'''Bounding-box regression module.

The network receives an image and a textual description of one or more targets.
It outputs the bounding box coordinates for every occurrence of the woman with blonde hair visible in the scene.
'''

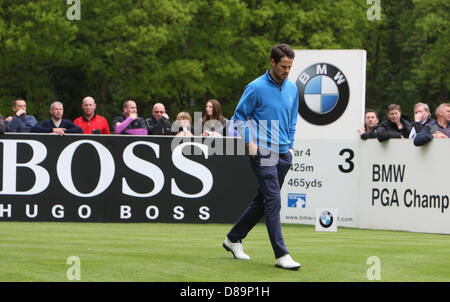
[173,111,193,136]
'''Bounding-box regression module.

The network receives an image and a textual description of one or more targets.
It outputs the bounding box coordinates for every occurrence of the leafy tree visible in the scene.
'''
[0,0,447,124]
[0,0,77,118]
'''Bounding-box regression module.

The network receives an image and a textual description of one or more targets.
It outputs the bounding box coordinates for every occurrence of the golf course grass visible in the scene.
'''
[0,222,448,282]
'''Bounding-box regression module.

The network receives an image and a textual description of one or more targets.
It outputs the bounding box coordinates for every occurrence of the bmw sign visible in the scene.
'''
[296,63,350,125]
[315,208,338,232]
[319,211,334,228]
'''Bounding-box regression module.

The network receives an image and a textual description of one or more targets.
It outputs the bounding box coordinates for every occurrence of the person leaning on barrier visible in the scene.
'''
[376,104,412,142]
[409,102,433,139]
[172,112,194,137]
[5,98,38,133]
[0,115,6,134]
[112,100,148,135]
[227,114,240,137]
[74,96,110,134]
[31,101,83,135]
[358,109,379,139]
[201,99,228,137]
[146,103,172,135]
[413,103,450,146]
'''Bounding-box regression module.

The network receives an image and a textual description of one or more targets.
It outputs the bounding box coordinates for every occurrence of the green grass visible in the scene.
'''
[0,222,449,282]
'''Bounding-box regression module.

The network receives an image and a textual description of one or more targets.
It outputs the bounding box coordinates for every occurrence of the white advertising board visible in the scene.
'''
[288,49,367,140]
[281,50,366,227]
[282,50,449,235]
[281,139,360,227]
[358,139,450,234]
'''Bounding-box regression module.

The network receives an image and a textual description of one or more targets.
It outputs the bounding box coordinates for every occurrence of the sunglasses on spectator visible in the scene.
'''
[154,111,165,113]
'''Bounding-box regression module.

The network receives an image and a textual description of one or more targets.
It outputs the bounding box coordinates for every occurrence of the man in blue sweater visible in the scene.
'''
[223,44,300,270]
[31,101,82,135]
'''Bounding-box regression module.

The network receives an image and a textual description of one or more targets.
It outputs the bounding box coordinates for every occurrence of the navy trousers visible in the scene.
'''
[227,149,292,259]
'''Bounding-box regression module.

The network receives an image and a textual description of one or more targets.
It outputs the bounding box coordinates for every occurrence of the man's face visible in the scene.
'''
[50,104,64,120]
[414,105,428,122]
[13,100,26,113]
[388,109,401,124]
[82,98,96,116]
[438,106,450,122]
[270,56,293,83]
[365,112,379,128]
[152,105,166,120]
[124,101,137,116]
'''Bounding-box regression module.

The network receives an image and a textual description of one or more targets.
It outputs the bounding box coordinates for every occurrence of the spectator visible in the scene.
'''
[227,114,240,137]
[0,115,5,134]
[31,101,83,135]
[414,103,450,146]
[112,100,148,135]
[201,99,228,137]
[409,102,433,139]
[146,103,172,135]
[5,98,38,132]
[376,104,412,142]
[358,109,379,139]
[172,112,194,137]
[74,96,110,134]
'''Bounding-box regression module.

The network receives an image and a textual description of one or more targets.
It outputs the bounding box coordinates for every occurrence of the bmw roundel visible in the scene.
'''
[296,63,350,125]
[319,211,334,228]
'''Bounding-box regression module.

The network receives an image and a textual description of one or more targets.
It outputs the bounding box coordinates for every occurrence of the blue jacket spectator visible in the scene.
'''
[5,99,38,132]
[227,115,240,137]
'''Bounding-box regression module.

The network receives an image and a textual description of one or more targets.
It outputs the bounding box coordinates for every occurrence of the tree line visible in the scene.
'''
[0,0,448,123]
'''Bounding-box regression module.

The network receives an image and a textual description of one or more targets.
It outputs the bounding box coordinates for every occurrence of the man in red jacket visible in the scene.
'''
[74,96,110,134]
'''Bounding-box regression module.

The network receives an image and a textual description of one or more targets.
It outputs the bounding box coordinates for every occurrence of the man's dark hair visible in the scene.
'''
[271,44,295,63]
[366,109,379,119]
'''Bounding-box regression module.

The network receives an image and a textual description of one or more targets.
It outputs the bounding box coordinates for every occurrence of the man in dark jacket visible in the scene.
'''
[31,101,83,135]
[146,103,172,135]
[358,109,379,139]
[112,100,148,135]
[376,104,412,142]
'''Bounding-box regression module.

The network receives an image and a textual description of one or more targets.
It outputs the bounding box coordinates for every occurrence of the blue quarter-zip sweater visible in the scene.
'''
[233,70,299,153]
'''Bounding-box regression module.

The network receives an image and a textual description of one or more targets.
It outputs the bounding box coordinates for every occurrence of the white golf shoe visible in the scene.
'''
[275,254,301,270]
[223,237,251,260]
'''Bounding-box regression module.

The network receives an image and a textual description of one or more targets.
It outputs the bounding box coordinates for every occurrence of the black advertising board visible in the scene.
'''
[0,134,256,223]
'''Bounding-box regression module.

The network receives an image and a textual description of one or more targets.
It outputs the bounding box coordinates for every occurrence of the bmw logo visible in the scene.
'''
[319,211,334,228]
[296,63,350,125]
